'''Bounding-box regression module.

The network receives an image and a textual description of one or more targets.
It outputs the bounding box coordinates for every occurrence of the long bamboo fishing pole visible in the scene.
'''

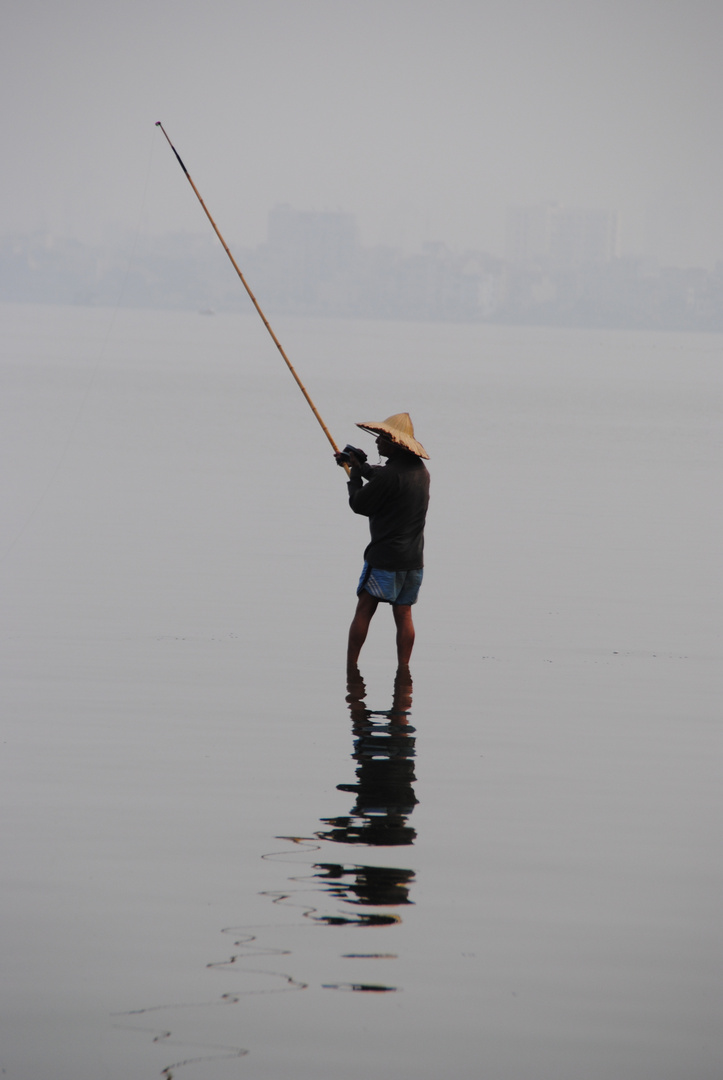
[155,121,348,470]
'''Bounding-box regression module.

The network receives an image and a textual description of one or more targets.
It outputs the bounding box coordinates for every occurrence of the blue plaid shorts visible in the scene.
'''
[357,562,424,605]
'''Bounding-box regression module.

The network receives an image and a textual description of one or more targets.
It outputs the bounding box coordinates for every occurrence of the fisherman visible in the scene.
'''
[335,413,430,666]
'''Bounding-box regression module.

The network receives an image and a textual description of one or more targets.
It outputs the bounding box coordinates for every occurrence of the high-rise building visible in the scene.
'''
[506,203,619,268]
[505,203,557,266]
[267,205,358,278]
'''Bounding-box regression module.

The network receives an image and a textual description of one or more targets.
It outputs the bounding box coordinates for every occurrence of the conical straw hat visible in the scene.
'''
[356,412,429,459]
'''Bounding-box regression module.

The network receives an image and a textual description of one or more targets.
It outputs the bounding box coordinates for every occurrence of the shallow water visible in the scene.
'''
[2,304,721,1078]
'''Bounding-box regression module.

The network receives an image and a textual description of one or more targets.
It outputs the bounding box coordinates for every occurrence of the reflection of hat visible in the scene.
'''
[356,413,429,459]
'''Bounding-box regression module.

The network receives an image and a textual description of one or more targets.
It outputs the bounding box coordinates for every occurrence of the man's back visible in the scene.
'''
[347,452,430,571]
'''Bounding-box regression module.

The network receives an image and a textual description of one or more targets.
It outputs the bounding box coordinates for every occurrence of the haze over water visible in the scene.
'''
[2,303,720,1078]
[3,1,723,266]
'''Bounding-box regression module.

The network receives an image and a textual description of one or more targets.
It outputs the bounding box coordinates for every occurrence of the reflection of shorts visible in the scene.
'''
[357,562,424,605]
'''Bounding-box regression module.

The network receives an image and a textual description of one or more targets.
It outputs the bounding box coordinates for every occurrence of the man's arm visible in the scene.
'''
[334,447,389,512]
[347,464,395,516]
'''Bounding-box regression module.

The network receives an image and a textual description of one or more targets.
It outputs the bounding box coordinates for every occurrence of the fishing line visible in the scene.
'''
[1,130,158,565]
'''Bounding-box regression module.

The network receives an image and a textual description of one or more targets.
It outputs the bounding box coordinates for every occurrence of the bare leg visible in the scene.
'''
[392,604,416,666]
[348,590,380,664]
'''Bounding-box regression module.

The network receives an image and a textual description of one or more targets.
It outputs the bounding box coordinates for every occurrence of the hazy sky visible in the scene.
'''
[3,0,722,265]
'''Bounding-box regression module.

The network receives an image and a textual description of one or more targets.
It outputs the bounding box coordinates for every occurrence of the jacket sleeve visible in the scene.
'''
[347,466,396,517]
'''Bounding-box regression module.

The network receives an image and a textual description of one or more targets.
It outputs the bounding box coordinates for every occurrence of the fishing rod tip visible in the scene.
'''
[155,120,162,126]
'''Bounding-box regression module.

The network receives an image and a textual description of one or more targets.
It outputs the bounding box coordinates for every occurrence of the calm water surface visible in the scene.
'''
[2,304,720,1078]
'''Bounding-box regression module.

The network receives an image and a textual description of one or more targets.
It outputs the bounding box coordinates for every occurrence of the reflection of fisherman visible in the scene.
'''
[318,664,418,848]
[312,665,418,922]
[335,413,429,666]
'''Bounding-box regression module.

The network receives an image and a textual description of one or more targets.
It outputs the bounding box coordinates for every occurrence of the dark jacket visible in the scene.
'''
[347,452,430,570]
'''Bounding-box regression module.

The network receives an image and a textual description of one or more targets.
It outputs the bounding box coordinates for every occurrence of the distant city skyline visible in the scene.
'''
[4,202,722,331]
[2,1,722,270]
[5,191,720,276]
[9,189,723,274]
